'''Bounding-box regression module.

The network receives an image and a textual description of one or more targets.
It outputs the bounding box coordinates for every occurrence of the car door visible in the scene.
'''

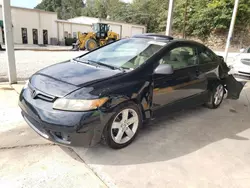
[196,46,221,92]
[152,43,205,109]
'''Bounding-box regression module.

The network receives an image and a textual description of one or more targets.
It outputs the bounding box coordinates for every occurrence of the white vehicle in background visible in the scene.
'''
[230,46,250,78]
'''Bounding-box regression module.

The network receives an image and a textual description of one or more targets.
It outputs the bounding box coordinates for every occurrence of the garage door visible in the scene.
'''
[131,27,144,36]
[109,24,122,38]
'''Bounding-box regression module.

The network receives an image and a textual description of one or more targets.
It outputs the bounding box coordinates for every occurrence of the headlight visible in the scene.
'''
[53,97,109,111]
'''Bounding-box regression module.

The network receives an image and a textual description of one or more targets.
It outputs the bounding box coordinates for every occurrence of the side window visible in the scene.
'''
[160,46,197,69]
[198,47,216,64]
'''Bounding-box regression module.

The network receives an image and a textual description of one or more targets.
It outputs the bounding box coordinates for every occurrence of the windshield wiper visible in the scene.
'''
[87,60,124,71]
[72,58,92,65]
[73,58,125,72]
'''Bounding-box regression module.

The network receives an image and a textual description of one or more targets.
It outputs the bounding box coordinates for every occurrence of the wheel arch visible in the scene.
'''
[206,78,221,92]
[105,96,147,122]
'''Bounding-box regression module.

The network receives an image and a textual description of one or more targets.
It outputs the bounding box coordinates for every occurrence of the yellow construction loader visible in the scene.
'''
[72,23,119,51]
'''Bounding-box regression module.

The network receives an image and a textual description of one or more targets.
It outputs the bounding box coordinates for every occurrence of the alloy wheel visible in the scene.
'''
[111,108,139,144]
[214,84,224,105]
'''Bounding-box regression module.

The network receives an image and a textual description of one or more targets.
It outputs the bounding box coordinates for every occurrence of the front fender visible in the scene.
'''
[100,79,153,120]
[89,81,153,146]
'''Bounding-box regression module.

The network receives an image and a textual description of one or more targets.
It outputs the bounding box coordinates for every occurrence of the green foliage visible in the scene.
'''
[35,0,84,19]
[36,0,250,39]
[171,0,250,39]
[65,37,77,46]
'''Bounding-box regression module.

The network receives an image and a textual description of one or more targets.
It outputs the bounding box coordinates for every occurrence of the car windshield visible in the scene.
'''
[78,38,167,70]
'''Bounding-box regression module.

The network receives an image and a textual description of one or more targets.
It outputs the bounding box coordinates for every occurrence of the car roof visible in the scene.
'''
[132,33,174,41]
[132,33,204,47]
[132,34,217,55]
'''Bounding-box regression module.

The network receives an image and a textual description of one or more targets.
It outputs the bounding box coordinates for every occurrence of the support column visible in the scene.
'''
[2,0,17,84]
[224,0,240,62]
[166,0,174,36]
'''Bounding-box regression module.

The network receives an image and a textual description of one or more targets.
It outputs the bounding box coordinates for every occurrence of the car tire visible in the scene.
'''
[205,82,225,109]
[85,39,98,51]
[103,102,142,149]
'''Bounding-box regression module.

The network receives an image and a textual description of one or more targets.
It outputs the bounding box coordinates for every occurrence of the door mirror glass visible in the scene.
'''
[154,64,174,75]
[240,48,245,53]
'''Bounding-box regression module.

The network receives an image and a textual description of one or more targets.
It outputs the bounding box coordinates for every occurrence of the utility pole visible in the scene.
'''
[2,0,17,84]
[182,0,188,38]
[224,0,240,62]
[166,0,174,36]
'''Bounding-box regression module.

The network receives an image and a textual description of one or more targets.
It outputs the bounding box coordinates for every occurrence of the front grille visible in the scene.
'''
[36,93,55,102]
[28,83,55,102]
[241,59,250,66]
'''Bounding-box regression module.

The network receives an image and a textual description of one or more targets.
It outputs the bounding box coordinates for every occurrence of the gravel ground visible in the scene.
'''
[0,50,237,82]
[0,51,84,82]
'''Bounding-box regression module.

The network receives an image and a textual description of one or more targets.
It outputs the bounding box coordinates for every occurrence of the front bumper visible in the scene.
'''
[19,87,107,147]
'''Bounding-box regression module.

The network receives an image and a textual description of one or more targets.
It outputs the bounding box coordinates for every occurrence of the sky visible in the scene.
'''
[11,0,42,8]
[10,0,132,9]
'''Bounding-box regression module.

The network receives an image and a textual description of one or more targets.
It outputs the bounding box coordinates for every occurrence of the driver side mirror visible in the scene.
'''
[154,64,174,75]
[240,48,245,53]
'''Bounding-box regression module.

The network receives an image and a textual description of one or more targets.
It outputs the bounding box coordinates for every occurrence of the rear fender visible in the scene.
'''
[223,75,245,99]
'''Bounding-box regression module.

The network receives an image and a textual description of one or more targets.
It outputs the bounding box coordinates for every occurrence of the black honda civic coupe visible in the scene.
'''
[19,34,243,149]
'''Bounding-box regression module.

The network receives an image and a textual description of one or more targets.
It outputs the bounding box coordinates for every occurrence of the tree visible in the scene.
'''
[36,0,250,38]
[36,0,85,19]
[173,0,250,39]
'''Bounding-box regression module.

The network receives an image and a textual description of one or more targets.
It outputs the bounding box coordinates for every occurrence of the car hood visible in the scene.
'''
[30,60,122,97]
